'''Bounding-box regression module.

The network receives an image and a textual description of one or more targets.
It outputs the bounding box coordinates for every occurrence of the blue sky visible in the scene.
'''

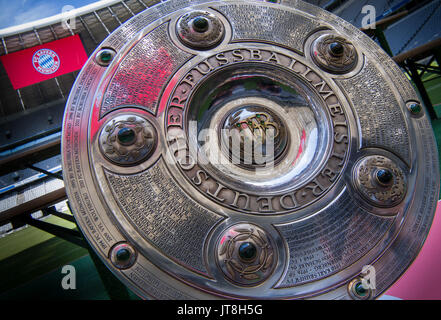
[0,0,99,29]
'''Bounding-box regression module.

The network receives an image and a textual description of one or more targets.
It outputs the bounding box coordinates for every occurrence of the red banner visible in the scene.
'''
[0,34,88,89]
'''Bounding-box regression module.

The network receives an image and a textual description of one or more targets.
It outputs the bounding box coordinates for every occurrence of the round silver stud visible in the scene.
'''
[311,34,358,74]
[95,48,116,67]
[176,11,225,50]
[99,114,157,166]
[216,224,276,286]
[353,155,407,207]
[407,101,424,117]
[110,242,137,269]
[348,278,374,300]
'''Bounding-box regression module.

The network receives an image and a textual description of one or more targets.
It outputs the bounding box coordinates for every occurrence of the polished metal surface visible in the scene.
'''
[176,10,225,49]
[98,114,157,166]
[353,155,407,208]
[311,33,358,74]
[62,0,439,299]
[216,223,277,286]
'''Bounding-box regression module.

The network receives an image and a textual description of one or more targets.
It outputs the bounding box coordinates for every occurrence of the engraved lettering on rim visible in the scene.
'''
[165,48,350,214]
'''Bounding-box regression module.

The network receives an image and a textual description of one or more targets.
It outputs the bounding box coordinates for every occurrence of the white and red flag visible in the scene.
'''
[0,34,88,90]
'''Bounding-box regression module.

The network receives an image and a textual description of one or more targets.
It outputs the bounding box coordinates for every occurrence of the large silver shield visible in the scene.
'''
[61,0,439,299]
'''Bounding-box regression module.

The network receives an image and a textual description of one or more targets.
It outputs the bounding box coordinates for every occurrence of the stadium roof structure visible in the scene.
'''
[0,0,160,120]
[0,0,124,37]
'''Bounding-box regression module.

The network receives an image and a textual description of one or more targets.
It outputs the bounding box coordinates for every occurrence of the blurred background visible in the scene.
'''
[0,0,440,300]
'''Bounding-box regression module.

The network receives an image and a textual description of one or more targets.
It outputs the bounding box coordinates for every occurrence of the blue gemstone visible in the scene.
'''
[116,248,131,262]
[117,127,136,145]
[377,169,393,185]
[238,242,257,261]
[355,282,367,296]
[193,17,209,33]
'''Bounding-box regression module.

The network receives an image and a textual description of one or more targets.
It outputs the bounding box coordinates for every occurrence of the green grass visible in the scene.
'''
[0,199,142,300]
[0,215,76,261]
[0,234,88,294]
[1,254,113,300]
[0,213,86,294]
[0,224,140,300]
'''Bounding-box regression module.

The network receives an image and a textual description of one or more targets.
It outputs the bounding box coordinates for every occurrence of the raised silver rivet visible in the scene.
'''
[217,224,276,286]
[408,102,423,115]
[95,48,116,67]
[110,242,137,269]
[99,114,157,166]
[176,11,225,50]
[348,278,373,300]
[353,155,406,208]
[311,34,358,74]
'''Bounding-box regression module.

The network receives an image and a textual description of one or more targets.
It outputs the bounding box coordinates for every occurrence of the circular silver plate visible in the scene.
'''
[62,0,439,299]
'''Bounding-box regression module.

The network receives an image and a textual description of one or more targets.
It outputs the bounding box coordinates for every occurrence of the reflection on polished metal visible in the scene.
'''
[62,0,439,299]
[222,105,286,168]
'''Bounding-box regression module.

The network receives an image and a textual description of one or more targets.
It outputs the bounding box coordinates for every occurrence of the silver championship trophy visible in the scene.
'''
[61,0,440,299]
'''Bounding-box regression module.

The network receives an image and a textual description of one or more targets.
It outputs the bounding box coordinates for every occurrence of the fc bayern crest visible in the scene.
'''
[32,49,60,74]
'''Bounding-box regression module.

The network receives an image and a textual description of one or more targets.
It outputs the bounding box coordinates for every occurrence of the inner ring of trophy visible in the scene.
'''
[220,101,289,169]
[186,63,331,193]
